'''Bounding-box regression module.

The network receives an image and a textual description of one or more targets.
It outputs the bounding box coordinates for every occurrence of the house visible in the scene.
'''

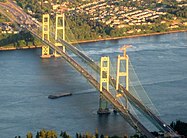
[127,30,134,34]
[117,24,126,28]
[168,25,179,29]
[183,22,187,26]
[53,4,60,10]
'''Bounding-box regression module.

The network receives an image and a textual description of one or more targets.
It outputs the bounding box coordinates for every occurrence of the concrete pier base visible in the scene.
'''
[53,54,62,58]
[40,55,51,58]
[97,108,110,115]
[113,108,118,114]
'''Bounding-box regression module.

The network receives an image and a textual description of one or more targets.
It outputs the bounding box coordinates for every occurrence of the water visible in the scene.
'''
[0,32,186,137]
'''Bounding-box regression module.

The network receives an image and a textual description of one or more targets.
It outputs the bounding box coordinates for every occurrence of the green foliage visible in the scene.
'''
[130,134,139,138]
[60,131,71,138]
[17,129,135,138]
[15,0,46,19]
[0,13,10,22]
[109,28,126,37]
[16,0,23,8]
[151,24,168,32]
[109,136,120,138]
[27,132,33,138]
[95,129,99,138]
[33,129,58,138]
[170,120,187,136]
[0,31,42,47]
[166,6,187,18]
[65,12,121,41]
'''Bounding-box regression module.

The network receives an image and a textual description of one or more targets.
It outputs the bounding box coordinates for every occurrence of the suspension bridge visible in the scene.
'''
[0,1,180,137]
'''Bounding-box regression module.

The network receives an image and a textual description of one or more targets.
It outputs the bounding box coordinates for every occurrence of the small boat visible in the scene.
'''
[48,92,72,99]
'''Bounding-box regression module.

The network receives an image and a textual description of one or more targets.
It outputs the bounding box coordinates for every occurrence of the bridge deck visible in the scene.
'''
[57,37,178,136]
[30,29,154,137]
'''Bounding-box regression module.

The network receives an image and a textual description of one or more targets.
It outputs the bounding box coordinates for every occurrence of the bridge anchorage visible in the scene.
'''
[0,2,181,137]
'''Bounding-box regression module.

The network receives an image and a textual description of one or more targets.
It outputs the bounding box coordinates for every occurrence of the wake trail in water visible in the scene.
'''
[79,44,187,56]
[73,88,97,95]
[140,77,187,86]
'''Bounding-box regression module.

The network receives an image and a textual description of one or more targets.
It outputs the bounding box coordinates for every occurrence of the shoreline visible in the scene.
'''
[0,29,187,51]
[73,29,187,44]
[0,45,42,51]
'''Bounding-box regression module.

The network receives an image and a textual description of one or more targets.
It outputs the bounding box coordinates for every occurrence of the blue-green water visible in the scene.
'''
[0,32,186,137]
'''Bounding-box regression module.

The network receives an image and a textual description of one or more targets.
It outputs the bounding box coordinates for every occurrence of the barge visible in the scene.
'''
[48,92,72,99]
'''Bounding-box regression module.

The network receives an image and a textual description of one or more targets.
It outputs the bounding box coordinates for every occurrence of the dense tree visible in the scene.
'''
[0,31,40,47]
[60,131,71,138]
[26,131,33,138]
[170,120,187,136]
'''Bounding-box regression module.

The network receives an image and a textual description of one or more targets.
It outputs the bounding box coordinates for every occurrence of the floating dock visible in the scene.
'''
[48,92,72,99]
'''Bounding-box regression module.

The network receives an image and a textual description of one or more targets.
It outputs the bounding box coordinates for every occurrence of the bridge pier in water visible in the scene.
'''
[115,45,131,109]
[54,13,65,57]
[98,47,130,114]
[41,14,51,58]
[41,13,66,58]
[97,56,110,114]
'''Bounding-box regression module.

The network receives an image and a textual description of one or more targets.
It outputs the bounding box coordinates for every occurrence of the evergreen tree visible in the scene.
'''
[95,129,99,138]
[26,131,33,138]
[36,131,40,138]
[100,134,104,138]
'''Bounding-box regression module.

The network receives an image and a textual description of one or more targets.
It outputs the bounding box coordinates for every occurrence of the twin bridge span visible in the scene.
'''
[0,1,179,137]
